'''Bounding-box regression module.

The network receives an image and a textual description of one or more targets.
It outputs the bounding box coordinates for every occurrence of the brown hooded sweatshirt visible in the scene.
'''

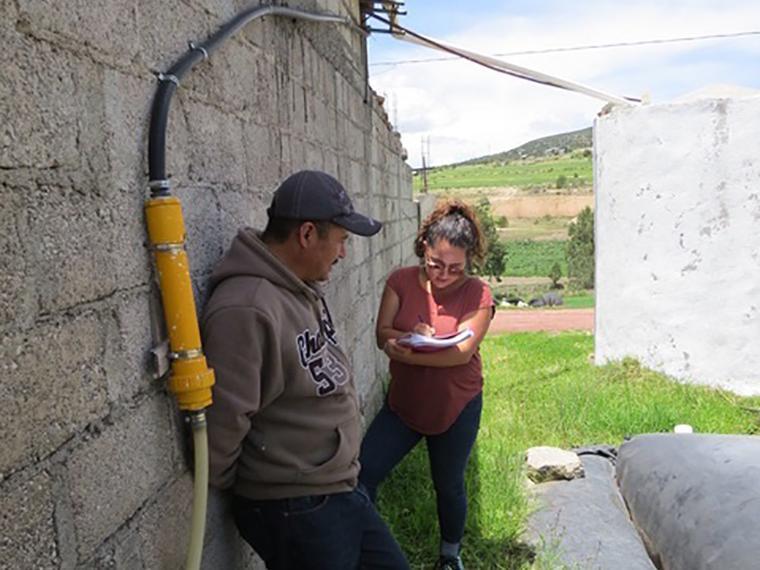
[201,228,360,500]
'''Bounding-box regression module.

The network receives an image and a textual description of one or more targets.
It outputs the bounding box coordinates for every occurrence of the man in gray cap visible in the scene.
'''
[202,171,408,569]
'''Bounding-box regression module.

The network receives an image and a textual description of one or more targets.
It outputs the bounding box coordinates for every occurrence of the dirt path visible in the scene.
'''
[489,308,594,334]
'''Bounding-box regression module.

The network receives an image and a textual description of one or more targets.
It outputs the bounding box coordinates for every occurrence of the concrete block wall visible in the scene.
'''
[594,95,760,395]
[0,0,414,567]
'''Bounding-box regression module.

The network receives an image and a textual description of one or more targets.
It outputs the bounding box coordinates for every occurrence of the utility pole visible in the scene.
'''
[420,137,429,193]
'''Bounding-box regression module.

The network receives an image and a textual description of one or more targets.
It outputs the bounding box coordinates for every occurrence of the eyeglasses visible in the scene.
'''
[424,256,465,276]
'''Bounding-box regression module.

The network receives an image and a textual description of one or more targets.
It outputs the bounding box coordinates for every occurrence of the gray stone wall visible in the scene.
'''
[0,1,415,567]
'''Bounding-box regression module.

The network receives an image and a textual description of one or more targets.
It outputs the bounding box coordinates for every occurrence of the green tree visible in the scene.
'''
[473,197,507,280]
[548,261,562,289]
[566,206,594,289]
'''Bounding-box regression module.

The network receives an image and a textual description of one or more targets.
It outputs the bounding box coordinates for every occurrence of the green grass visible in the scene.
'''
[413,155,592,192]
[506,240,567,278]
[561,292,594,309]
[375,332,760,569]
[498,217,573,242]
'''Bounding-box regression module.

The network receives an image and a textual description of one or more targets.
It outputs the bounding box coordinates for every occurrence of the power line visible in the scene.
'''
[370,30,760,67]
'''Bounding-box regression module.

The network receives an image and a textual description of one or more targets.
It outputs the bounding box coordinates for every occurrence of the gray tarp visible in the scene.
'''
[527,455,656,569]
[617,434,760,570]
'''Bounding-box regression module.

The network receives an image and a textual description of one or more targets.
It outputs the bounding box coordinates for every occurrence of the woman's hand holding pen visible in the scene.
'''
[413,314,435,337]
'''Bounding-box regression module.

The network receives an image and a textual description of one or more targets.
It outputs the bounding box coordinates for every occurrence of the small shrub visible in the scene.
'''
[555,174,567,188]
[548,261,562,289]
[567,206,594,289]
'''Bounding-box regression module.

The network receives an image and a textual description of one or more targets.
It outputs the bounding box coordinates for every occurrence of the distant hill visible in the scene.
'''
[457,127,592,166]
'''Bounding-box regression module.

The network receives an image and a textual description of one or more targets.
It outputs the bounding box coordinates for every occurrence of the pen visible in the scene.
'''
[417,314,425,324]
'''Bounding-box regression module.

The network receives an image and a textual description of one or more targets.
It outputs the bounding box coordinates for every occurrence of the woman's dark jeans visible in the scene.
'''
[232,483,409,570]
[359,392,483,544]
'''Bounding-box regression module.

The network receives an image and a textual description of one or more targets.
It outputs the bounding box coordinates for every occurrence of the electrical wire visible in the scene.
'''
[370,30,760,67]
[367,12,639,105]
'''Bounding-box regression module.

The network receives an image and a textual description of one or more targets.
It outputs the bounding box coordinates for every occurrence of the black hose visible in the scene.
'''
[147,4,350,197]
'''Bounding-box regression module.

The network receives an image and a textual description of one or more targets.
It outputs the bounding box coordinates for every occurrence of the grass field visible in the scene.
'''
[505,240,567,278]
[413,155,592,192]
[561,292,595,309]
[375,332,760,569]
[497,217,574,242]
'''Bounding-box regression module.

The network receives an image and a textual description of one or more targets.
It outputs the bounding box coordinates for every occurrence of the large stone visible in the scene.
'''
[0,313,109,475]
[526,456,655,570]
[0,471,58,569]
[526,446,585,483]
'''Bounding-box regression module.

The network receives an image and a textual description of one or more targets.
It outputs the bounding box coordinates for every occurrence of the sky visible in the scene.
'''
[365,0,760,168]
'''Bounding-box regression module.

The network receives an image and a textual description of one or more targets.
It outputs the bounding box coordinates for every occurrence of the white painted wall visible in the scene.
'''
[594,96,760,395]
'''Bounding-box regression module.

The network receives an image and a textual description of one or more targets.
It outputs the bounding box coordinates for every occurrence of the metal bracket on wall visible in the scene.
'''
[150,338,171,380]
[360,0,406,33]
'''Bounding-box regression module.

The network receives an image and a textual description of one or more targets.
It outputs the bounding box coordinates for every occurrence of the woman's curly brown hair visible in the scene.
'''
[414,199,486,266]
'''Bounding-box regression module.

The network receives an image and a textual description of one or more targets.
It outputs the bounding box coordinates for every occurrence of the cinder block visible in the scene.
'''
[136,474,192,569]
[83,526,144,570]
[286,81,308,137]
[185,39,260,116]
[215,186,271,243]
[174,184,225,277]
[0,30,79,169]
[345,122,366,162]
[184,100,246,188]
[136,0,213,72]
[305,92,331,143]
[16,0,139,62]
[22,186,147,314]
[305,142,324,170]
[0,184,36,328]
[243,121,282,194]
[1,1,18,31]
[101,69,155,193]
[188,0,236,20]
[287,135,309,174]
[343,158,366,196]
[0,471,58,569]
[0,313,109,475]
[200,487,265,567]
[67,396,178,557]
[103,290,155,404]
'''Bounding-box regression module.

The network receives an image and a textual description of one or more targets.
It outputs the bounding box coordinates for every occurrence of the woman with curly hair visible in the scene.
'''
[359,199,494,570]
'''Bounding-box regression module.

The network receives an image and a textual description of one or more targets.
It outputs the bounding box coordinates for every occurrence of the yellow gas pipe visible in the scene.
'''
[144,196,214,570]
[144,7,351,569]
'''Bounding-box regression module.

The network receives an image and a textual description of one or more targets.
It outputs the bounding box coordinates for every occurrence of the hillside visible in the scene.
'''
[458,126,592,166]
[413,152,592,192]
[413,126,594,193]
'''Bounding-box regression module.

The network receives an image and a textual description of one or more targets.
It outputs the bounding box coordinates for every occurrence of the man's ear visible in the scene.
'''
[297,221,316,248]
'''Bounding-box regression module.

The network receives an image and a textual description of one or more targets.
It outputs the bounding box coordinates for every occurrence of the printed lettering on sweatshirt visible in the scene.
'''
[295,307,348,396]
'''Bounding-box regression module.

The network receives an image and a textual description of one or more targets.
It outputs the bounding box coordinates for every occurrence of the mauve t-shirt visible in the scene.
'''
[386,266,493,435]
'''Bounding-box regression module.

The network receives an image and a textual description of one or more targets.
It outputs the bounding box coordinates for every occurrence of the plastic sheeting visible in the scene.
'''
[527,455,656,569]
[617,434,760,570]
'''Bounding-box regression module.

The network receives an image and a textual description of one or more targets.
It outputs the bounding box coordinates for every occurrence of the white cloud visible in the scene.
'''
[368,1,760,167]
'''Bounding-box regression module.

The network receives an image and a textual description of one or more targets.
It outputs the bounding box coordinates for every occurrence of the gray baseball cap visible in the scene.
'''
[266,170,382,236]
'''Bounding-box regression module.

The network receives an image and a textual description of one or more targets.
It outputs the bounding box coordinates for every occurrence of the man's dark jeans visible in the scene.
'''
[232,484,409,569]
